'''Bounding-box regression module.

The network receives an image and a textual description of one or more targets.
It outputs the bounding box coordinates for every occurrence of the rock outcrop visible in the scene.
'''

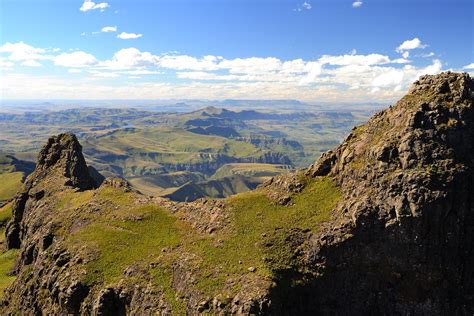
[5,133,99,250]
[1,72,473,315]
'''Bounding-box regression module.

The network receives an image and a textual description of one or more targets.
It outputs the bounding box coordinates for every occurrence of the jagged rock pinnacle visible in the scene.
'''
[34,133,97,190]
[5,133,101,249]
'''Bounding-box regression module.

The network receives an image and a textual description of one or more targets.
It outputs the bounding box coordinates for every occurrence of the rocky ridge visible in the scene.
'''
[1,72,473,314]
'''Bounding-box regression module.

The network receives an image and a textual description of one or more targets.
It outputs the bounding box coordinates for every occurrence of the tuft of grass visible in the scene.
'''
[0,249,19,299]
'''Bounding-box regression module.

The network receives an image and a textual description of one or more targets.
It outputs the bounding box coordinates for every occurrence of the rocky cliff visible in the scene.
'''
[263,71,474,314]
[1,72,473,315]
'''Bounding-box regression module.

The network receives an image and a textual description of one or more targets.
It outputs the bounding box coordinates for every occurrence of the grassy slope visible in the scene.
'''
[88,127,261,164]
[0,203,15,299]
[0,250,18,299]
[212,163,291,179]
[0,172,23,203]
[59,176,340,312]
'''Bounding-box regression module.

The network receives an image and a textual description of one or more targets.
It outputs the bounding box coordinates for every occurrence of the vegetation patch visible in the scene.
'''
[0,249,19,299]
[0,203,13,226]
[69,203,182,286]
[0,172,23,203]
[63,177,340,311]
[188,176,341,295]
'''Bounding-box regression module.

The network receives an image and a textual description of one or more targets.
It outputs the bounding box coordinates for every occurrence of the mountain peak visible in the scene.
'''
[408,71,472,102]
[34,133,96,190]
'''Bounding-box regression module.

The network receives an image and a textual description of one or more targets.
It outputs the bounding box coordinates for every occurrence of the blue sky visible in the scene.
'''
[0,0,473,102]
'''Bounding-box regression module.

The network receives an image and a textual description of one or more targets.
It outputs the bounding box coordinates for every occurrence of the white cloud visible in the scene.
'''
[218,57,281,74]
[89,70,119,78]
[299,62,322,85]
[372,69,404,88]
[0,57,14,69]
[121,70,161,75]
[54,51,97,67]
[422,59,442,75]
[294,1,312,11]
[100,48,159,69]
[159,55,220,71]
[396,38,427,52]
[318,53,391,66]
[68,69,83,74]
[80,0,109,12]
[0,40,449,103]
[352,1,363,8]
[0,41,47,61]
[21,60,42,67]
[101,26,117,33]
[117,32,143,39]
[421,52,435,58]
[463,63,474,70]
[402,51,409,59]
[371,59,442,92]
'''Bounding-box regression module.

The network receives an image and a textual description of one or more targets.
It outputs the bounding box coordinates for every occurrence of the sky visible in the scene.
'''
[0,0,473,103]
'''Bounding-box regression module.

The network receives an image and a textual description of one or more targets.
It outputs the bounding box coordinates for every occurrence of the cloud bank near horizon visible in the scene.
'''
[0,38,467,102]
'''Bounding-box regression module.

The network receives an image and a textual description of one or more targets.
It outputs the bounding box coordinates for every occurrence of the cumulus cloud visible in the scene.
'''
[159,55,221,71]
[117,32,143,39]
[0,57,15,69]
[219,57,282,74]
[372,59,442,92]
[21,60,42,67]
[88,70,119,78]
[299,62,322,85]
[463,63,474,70]
[319,53,391,66]
[100,48,159,69]
[352,1,363,8]
[80,0,109,12]
[396,38,427,52]
[0,41,47,61]
[54,51,97,67]
[0,40,448,102]
[302,2,312,9]
[68,69,83,74]
[101,26,117,33]
[294,1,312,11]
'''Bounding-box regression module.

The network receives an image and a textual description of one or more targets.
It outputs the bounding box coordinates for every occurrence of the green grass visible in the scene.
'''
[0,249,19,299]
[0,203,13,226]
[0,172,23,203]
[90,127,261,164]
[67,197,186,312]
[71,205,182,285]
[189,176,341,295]
[212,163,291,179]
[61,176,340,312]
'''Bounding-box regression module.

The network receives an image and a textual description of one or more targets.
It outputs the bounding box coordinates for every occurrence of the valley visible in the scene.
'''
[0,105,373,201]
